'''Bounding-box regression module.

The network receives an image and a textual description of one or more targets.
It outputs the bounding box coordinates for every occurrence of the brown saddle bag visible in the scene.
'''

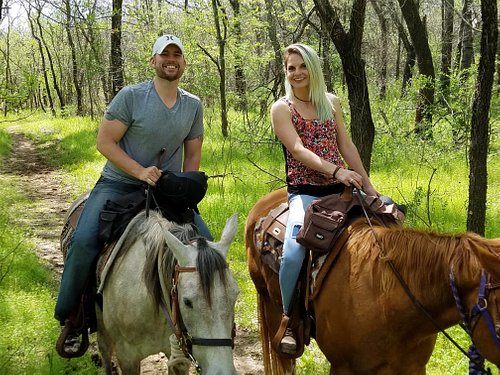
[296,188,405,253]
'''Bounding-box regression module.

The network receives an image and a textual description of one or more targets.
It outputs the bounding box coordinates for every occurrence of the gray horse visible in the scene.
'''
[96,210,239,374]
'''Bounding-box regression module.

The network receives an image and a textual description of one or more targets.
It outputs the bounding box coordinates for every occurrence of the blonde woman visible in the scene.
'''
[271,43,379,354]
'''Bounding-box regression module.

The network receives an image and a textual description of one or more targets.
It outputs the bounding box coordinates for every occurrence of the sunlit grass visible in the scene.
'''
[0,128,10,155]
[0,173,100,374]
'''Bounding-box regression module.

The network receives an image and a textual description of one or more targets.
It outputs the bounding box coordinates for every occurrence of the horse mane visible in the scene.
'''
[196,237,228,306]
[121,210,227,312]
[348,219,487,298]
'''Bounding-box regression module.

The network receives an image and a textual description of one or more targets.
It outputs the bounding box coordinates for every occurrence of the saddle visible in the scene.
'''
[253,188,405,358]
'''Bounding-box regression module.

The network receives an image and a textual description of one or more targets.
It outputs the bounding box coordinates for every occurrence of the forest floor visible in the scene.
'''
[1,128,264,374]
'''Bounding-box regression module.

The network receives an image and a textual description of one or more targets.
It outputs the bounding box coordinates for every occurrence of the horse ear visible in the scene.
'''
[163,229,196,266]
[209,213,239,258]
[468,236,500,279]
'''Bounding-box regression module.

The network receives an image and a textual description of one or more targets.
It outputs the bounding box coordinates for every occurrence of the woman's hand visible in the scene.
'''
[335,168,380,196]
[336,168,362,189]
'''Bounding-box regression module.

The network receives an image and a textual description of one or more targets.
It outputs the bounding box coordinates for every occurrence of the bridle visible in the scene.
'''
[354,189,498,374]
[450,269,500,372]
[160,264,236,373]
[451,270,500,346]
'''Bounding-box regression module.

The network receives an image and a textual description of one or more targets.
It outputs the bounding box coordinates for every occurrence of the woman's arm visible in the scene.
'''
[271,100,337,176]
[330,95,379,196]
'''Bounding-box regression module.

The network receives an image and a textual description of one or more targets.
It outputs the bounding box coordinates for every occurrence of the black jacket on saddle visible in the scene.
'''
[98,171,208,244]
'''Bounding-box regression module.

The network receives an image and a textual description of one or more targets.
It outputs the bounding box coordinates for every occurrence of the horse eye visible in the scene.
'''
[183,298,193,309]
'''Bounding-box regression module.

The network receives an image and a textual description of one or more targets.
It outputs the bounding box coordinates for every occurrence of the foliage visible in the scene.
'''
[0,173,99,374]
[3,71,500,369]
[0,128,11,156]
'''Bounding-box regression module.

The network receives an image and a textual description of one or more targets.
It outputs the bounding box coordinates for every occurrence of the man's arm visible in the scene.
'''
[183,135,203,171]
[96,118,162,185]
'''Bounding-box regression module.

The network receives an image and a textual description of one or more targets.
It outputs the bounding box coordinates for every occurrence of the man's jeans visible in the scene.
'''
[55,177,212,323]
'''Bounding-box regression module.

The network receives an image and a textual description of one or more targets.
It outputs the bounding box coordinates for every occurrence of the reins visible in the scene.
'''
[354,189,492,374]
[146,148,167,218]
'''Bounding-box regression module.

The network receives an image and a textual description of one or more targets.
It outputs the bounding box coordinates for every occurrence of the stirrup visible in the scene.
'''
[279,327,297,354]
[56,319,89,358]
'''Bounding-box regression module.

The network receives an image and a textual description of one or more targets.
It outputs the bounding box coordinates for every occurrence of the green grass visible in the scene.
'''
[0,101,499,373]
[0,174,100,374]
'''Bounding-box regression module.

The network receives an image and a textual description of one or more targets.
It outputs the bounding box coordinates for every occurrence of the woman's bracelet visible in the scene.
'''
[333,166,342,179]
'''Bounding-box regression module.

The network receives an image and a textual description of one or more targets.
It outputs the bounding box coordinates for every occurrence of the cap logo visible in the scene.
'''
[152,35,185,56]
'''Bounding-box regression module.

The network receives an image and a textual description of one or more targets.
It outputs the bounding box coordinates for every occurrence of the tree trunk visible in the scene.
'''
[467,0,497,235]
[320,21,333,93]
[370,0,388,99]
[497,27,500,94]
[387,3,415,97]
[28,11,56,116]
[34,8,65,113]
[397,0,435,137]
[110,0,124,98]
[455,0,474,80]
[228,0,248,112]
[460,0,475,74]
[211,0,229,137]
[64,0,83,116]
[440,0,454,104]
[264,0,284,101]
[3,20,11,115]
[79,4,111,106]
[313,0,375,173]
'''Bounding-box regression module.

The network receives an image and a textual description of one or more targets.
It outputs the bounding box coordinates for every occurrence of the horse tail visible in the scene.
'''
[257,294,295,375]
[257,293,273,374]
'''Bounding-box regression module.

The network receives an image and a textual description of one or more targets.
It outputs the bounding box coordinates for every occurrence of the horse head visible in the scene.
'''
[163,213,240,374]
[96,211,240,375]
[461,234,500,367]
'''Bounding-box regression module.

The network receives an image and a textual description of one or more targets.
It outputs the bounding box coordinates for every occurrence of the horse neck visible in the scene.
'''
[372,226,483,305]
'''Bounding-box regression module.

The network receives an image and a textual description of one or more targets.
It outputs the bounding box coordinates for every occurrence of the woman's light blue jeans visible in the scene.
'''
[279,193,317,315]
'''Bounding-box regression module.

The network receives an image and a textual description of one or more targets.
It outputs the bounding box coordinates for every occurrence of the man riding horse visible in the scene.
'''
[55,34,211,352]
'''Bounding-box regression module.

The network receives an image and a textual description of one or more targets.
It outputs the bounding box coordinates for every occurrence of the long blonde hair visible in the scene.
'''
[283,43,334,122]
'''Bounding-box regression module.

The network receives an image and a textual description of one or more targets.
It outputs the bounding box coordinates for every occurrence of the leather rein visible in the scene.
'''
[160,264,235,373]
[355,190,498,374]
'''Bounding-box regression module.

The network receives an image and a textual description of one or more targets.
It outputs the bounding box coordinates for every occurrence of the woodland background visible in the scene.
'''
[0,0,497,231]
[0,0,498,373]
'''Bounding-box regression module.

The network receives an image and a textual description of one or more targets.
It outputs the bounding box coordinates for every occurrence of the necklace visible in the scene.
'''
[294,94,311,103]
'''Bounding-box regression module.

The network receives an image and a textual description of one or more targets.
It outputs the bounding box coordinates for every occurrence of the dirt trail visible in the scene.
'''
[0,128,264,374]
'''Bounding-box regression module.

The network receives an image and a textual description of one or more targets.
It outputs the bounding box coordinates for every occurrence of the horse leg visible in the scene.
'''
[113,354,141,375]
[96,308,115,375]
[167,357,191,375]
[96,335,113,375]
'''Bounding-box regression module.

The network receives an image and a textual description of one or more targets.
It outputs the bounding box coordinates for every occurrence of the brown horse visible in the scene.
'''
[245,188,500,374]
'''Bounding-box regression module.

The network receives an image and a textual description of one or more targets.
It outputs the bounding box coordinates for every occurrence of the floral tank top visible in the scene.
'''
[282,98,345,193]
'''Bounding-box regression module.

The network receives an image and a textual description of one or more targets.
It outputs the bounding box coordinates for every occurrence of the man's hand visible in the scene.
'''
[138,166,162,186]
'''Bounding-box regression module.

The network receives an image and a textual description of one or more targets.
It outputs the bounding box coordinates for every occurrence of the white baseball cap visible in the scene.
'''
[152,34,185,56]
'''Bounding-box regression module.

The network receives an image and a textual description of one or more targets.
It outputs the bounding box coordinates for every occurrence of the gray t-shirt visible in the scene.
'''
[101,80,204,184]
